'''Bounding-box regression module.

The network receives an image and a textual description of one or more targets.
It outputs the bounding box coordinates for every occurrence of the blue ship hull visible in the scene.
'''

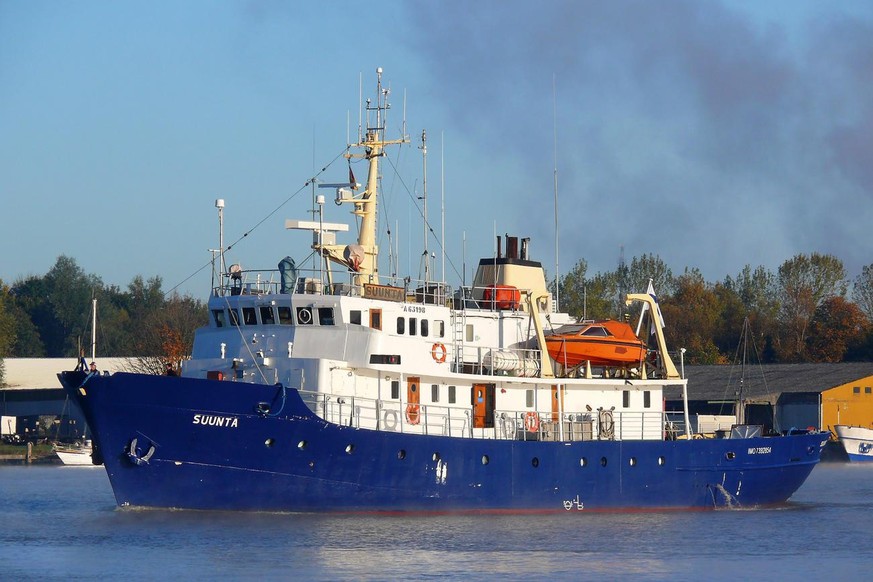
[60,371,828,512]
[846,453,873,463]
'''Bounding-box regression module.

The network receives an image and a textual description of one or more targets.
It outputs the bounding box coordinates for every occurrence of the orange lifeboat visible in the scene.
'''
[545,320,647,368]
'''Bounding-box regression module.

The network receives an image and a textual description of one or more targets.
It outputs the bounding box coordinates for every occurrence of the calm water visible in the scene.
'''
[0,462,871,581]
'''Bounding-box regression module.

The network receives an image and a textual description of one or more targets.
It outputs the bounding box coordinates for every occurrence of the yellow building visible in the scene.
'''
[822,376,873,429]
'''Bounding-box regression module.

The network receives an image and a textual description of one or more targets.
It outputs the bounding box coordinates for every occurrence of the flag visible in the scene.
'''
[648,279,666,332]
[636,279,665,336]
[349,165,356,189]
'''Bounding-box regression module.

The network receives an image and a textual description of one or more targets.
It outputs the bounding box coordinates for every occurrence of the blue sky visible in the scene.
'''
[2,1,873,297]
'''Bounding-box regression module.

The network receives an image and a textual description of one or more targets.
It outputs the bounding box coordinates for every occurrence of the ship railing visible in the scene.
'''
[213,269,283,296]
[298,389,671,442]
[299,390,471,437]
[659,411,694,439]
[497,410,666,442]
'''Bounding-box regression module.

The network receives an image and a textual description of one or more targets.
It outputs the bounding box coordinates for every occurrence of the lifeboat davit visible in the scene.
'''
[545,320,647,368]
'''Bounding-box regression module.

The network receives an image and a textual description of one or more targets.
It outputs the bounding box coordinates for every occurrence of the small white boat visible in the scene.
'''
[834,425,873,462]
[53,440,99,466]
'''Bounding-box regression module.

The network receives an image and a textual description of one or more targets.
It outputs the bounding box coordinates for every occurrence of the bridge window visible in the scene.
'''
[421,319,429,337]
[229,309,240,326]
[212,309,226,328]
[259,306,275,325]
[277,306,293,325]
[409,318,417,336]
[242,307,257,325]
[318,307,335,325]
[436,320,445,338]
[644,390,651,408]
[350,310,362,325]
[396,317,405,334]
[622,390,630,408]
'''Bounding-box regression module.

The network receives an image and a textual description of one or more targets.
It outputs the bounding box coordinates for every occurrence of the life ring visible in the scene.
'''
[524,412,540,433]
[406,403,421,425]
[431,343,447,364]
[383,409,398,431]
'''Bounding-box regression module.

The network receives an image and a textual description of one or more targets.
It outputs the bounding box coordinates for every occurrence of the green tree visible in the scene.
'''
[852,264,873,322]
[775,253,847,361]
[624,254,674,327]
[586,270,622,320]
[627,254,674,296]
[711,281,746,359]
[556,259,588,320]
[0,280,16,385]
[12,256,103,357]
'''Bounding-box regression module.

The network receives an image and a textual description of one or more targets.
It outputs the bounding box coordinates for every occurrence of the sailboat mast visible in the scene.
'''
[738,317,749,425]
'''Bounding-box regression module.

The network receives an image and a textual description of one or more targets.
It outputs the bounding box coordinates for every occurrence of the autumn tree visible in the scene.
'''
[660,268,722,363]
[126,290,207,374]
[807,297,870,362]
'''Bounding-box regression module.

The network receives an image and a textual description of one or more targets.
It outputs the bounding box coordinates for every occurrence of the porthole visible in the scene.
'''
[264,438,275,448]
[629,457,637,467]
[397,449,407,460]
[297,440,307,450]
[580,457,588,468]
[432,452,441,461]
[481,455,489,465]
[725,451,735,460]
[658,456,665,466]
[531,457,540,468]
[345,444,355,454]
[600,457,608,467]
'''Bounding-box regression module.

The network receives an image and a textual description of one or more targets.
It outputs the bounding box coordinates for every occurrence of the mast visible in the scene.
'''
[314,67,408,286]
[552,73,560,312]
[90,297,97,362]
[215,199,226,286]
[420,129,430,285]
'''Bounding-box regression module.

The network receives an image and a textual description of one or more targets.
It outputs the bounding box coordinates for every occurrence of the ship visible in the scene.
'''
[59,69,829,512]
[834,425,873,462]
[53,440,98,466]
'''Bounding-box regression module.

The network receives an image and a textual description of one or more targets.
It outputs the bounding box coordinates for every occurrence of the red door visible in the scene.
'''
[406,376,421,424]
